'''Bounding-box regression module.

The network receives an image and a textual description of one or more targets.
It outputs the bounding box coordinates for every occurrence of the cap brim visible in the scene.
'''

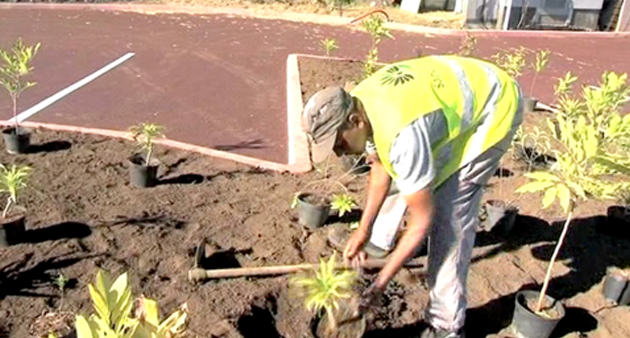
[309,131,337,164]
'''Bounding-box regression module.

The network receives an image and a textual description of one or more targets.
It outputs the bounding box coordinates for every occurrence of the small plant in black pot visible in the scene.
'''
[291,183,356,230]
[0,164,30,247]
[128,122,165,188]
[0,39,40,154]
[602,267,630,305]
[290,254,364,338]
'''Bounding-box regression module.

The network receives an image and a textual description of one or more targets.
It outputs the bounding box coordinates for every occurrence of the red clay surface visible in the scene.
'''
[1,5,629,163]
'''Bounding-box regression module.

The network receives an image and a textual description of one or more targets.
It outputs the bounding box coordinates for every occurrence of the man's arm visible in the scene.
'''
[374,186,433,289]
[343,154,391,261]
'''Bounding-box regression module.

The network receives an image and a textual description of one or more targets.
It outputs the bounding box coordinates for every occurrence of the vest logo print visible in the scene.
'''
[380,65,415,86]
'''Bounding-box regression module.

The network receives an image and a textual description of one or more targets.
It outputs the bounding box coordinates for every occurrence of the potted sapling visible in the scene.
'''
[128,122,164,188]
[513,108,629,337]
[290,254,365,338]
[320,38,339,57]
[0,164,30,247]
[525,49,551,113]
[0,39,40,154]
[360,15,393,78]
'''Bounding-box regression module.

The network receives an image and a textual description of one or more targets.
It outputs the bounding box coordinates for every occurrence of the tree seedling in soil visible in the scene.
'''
[515,77,630,317]
[511,125,554,172]
[321,38,339,57]
[74,269,188,338]
[458,33,477,57]
[491,47,526,80]
[129,123,165,166]
[290,254,357,334]
[528,49,550,97]
[53,272,69,309]
[360,15,393,78]
[0,39,41,153]
[0,163,30,218]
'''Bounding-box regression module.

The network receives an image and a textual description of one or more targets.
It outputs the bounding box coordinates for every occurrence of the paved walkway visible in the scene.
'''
[1,5,629,164]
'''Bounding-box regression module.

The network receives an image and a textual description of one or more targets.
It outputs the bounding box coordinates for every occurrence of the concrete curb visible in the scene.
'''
[2,3,629,38]
[286,54,312,173]
[0,121,300,173]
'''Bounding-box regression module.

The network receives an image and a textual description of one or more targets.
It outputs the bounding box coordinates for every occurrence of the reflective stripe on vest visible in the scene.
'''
[350,56,520,189]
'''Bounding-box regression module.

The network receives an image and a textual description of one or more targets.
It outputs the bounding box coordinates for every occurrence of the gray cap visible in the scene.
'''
[301,86,355,163]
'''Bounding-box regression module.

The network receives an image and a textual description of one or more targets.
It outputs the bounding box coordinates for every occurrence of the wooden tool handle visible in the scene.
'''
[188,258,423,281]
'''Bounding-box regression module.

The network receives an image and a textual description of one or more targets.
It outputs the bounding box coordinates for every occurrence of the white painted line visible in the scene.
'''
[9,52,135,123]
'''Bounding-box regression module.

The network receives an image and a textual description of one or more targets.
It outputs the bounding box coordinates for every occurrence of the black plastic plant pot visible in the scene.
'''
[618,280,630,306]
[524,97,538,113]
[484,200,518,234]
[296,193,331,229]
[2,127,31,154]
[511,290,565,338]
[128,154,159,188]
[0,207,27,247]
[603,269,629,304]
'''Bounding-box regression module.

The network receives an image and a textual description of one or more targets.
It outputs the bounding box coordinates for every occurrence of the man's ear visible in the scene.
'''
[348,113,363,128]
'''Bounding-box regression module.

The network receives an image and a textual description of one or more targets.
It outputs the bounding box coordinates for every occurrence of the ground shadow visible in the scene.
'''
[473,214,558,263]
[99,214,187,230]
[215,139,266,151]
[198,249,247,270]
[327,209,363,224]
[18,222,92,244]
[364,321,427,338]
[158,173,206,185]
[467,284,598,337]
[237,296,279,338]
[494,167,514,177]
[27,140,71,154]
[529,215,630,301]
[0,252,101,299]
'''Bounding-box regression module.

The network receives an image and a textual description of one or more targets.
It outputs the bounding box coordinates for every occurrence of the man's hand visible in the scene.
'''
[343,228,369,268]
[358,282,384,313]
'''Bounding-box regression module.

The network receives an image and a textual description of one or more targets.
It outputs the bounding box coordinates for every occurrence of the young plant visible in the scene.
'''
[75,269,137,337]
[330,194,356,217]
[75,269,188,338]
[529,49,550,97]
[135,296,188,338]
[320,38,339,57]
[516,110,630,316]
[511,126,553,172]
[129,123,165,166]
[290,254,357,333]
[53,272,69,310]
[360,15,393,78]
[458,33,477,57]
[491,47,526,79]
[0,163,30,218]
[0,39,40,133]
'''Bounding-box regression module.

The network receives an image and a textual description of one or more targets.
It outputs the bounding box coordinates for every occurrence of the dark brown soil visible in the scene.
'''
[3,56,630,338]
[298,57,368,103]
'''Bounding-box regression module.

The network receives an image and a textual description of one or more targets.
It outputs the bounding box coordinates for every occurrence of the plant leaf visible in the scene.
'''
[542,186,557,209]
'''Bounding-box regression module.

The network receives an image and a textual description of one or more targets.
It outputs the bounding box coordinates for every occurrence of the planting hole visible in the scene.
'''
[237,299,281,338]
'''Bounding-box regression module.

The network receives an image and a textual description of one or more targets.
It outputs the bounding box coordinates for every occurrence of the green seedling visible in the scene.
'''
[511,126,553,172]
[129,123,165,166]
[75,269,188,338]
[331,194,356,217]
[361,15,393,78]
[0,163,30,218]
[290,254,357,333]
[529,49,550,96]
[492,47,526,79]
[320,38,339,57]
[458,33,477,57]
[0,38,40,134]
[53,272,69,292]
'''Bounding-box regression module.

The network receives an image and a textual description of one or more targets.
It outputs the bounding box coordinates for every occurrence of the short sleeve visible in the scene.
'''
[389,118,436,195]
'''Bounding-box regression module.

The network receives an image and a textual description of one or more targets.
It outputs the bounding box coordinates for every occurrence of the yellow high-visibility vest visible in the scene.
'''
[350,55,520,188]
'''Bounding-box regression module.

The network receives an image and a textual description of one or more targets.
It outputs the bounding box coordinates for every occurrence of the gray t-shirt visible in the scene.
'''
[366,110,449,196]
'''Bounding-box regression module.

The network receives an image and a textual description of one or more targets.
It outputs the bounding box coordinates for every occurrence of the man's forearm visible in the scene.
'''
[358,160,391,234]
[375,212,431,288]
